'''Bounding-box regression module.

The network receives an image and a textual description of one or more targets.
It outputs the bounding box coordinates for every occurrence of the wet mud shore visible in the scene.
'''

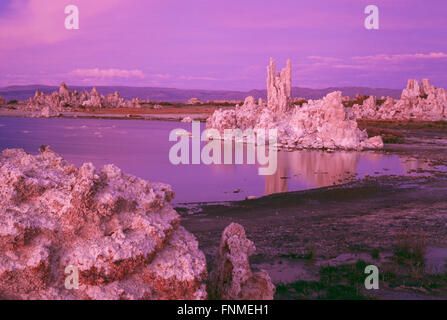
[180,121,447,299]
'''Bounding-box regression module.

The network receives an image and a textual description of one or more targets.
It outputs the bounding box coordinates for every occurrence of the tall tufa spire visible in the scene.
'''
[266,58,292,113]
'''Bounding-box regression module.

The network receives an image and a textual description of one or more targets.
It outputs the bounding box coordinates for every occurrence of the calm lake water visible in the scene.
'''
[0,117,429,203]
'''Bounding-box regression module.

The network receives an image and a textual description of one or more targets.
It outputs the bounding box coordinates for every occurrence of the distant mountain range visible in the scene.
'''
[0,84,402,103]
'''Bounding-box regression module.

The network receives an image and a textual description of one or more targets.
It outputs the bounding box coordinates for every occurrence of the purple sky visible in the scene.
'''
[0,0,446,90]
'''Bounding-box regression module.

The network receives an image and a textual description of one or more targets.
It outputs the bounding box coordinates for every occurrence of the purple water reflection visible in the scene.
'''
[0,117,429,203]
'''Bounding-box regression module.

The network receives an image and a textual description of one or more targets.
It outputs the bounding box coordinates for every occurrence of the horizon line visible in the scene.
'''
[0,83,404,92]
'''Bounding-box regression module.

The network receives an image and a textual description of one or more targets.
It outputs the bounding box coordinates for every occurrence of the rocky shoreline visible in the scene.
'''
[0,146,274,300]
[179,119,447,299]
[351,79,447,121]
[183,174,447,300]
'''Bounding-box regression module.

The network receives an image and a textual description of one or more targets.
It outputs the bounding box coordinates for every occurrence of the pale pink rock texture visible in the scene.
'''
[0,147,273,300]
[267,57,292,114]
[0,95,6,105]
[25,83,142,114]
[40,106,60,118]
[187,98,202,105]
[0,146,207,299]
[209,223,275,300]
[351,79,447,121]
[207,58,383,150]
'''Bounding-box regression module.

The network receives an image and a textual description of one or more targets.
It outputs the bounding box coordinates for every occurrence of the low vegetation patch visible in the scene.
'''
[280,244,315,260]
[359,125,405,144]
[275,260,371,300]
[342,95,369,108]
[394,231,426,267]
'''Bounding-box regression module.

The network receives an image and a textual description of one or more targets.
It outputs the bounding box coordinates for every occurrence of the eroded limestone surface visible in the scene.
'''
[0,146,206,299]
[351,79,447,121]
[206,59,383,150]
[209,223,275,300]
[25,83,142,115]
[0,147,273,300]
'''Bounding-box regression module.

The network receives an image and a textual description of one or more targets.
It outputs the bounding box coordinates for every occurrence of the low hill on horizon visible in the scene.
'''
[0,84,402,103]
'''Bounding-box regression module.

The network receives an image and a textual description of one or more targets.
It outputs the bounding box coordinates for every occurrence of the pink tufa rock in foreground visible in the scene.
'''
[351,79,447,121]
[0,146,207,299]
[206,59,383,150]
[209,223,275,300]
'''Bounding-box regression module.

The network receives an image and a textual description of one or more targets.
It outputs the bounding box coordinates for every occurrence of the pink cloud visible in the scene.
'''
[332,64,369,70]
[154,74,172,79]
[307,56,342,63]
[352,52,447,62]
[178,75,220,81]
[299,52,447,72]
[70,68,145,79]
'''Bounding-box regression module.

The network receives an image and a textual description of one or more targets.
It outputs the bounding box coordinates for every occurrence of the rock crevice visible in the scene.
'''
[209,223,275,300]
[0,147,273,300]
